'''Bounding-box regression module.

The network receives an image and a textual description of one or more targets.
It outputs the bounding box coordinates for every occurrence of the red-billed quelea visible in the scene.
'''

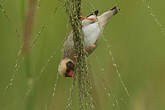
[58,6,120,77]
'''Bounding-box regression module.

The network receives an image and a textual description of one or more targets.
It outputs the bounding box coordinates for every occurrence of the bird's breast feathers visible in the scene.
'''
[82,22,101,48]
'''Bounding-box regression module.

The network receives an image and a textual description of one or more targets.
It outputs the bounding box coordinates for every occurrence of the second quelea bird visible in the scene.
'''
[58,6,120,77]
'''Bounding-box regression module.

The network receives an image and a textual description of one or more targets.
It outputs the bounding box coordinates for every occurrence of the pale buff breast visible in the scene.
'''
[82,22,101,48]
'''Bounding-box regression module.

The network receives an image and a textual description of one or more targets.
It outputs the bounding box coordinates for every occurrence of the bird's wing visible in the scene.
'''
[63,32,75,60]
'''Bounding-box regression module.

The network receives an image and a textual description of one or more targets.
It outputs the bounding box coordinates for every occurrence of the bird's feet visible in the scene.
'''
[73,44,96,58]
[80,16,96,21]
[84,44,96,55]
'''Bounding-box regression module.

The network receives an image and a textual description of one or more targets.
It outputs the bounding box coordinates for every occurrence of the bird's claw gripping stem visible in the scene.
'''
[73,44,96,60]
[84,44,96,55]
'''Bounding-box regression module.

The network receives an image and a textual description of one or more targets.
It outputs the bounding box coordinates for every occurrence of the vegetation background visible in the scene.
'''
[0,0,165,110]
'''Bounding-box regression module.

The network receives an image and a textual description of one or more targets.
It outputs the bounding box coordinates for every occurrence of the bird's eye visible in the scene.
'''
[66,61,75,70]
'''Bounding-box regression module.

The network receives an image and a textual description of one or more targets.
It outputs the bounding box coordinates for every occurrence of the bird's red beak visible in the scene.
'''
[67,70,74,78]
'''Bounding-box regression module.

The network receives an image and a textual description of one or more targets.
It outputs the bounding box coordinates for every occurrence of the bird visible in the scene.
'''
[58,6,120,78]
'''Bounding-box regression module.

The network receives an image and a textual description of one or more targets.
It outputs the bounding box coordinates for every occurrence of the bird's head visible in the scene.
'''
[58,58,75,77]
[97,6,120,29]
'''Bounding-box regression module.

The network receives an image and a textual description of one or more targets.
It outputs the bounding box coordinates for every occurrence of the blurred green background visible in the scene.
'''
[0,0,165,110]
